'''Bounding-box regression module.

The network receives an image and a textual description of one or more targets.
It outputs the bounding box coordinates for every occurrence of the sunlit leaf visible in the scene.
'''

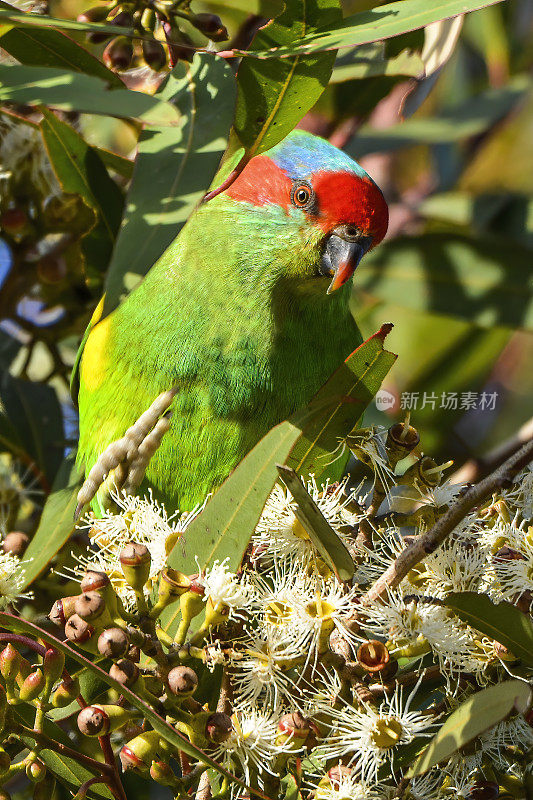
[18,453,82,590]
[409,680,532,776]
[0,65,181,125]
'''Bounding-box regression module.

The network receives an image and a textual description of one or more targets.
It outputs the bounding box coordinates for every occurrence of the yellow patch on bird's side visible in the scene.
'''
[80,312,112,392]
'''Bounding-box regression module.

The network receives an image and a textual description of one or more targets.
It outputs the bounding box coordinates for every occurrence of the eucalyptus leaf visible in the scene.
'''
[103,53,236,314]
[0,65,181,125]
[277,465,354,581]
[409,680,532,776]
[233,0,341,157]
[41,109,123,276]
[236,0,505,58]
[331,44,423,82]
[446,592,533,666]
[18,453,82,590]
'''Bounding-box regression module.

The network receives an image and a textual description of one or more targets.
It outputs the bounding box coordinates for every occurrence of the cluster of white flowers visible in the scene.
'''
[65,424,533,798]
[0,115,60,200]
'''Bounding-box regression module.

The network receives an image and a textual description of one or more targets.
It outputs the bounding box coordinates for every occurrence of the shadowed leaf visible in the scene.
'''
[103,53,236,314]
[446,592,533,666]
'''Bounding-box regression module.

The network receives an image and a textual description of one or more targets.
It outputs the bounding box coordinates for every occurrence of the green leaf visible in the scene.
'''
[102,53,236,314]
[446,592,533,667]
[0,8,136,38]
[235,0,505,58]
[18,453,82,590]
[0,372,63,482]
[346,75,528,157]
[409,680,532,777]
[233,0,341,157]
[277,465,354,581]
[0,0,122,85]
[355,232,533,330]
[0,65,181,125]
[331,44,424,83]
[209,0,285,15]
[0,612,257,792]
[40,109,123,276]
[95,147,134,180]
[166,325,395,580]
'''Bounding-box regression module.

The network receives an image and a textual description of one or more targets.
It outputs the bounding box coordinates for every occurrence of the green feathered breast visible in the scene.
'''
[77,192,362,514]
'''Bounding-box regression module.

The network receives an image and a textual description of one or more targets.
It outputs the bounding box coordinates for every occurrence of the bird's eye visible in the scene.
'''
[291,182,314,209]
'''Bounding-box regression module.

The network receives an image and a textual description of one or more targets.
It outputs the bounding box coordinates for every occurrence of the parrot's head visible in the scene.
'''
[223,129,388,295]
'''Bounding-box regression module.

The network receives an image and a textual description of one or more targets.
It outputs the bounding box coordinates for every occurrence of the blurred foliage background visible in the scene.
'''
[0,0,532,529]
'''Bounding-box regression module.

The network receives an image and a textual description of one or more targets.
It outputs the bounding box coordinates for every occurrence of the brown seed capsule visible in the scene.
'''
[98,627,129,659]
[75,591,107,622]
[386,421,420,462]
[2,531,29,556]
[513,589,533,614]
[49,596,78,626]
[357,640,390,673]
[190,12,228,41]
[127,645,141,663]
[81,570,111,593]
[103,36,134,71]
[205,712,233,744]
[109,9,133,28]
[166,665,198,696]
[78,705,108,736]
[468,781,500,800]
[65,614,95,645]
[110,658,139,687]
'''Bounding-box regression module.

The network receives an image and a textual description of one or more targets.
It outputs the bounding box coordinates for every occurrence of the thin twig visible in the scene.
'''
[14,724,114,776]
[452,416,533,484]
[362,437,533,604]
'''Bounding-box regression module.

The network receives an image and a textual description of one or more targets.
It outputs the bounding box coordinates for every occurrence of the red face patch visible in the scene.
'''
[226,157,388,246]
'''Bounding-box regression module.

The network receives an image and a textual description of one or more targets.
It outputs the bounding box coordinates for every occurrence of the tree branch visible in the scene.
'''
[362,437,533,605]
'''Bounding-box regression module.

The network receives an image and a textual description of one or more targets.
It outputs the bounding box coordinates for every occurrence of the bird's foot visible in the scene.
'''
[74,387,177,520]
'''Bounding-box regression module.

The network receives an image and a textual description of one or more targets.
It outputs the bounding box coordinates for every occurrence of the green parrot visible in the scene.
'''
[75,130,389,514]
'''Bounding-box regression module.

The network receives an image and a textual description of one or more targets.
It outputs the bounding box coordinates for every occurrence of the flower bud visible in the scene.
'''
[19,669,46,702]
[190,12,228,41]
[15,655,32,686]
[43,648,65,686]
[276,712,310,747]
[51,676,80,708]
[119,543,151,591]
[64,614,97,652]
[103,36,134,71]
[32,772,55,800]
[77,704,135,737]
[119,731,162,773]
[110,658,139,688]
[0,208,32,241]
[150,760,177,787]
[49,596,78,626]
[142,39,166,71]
[98,627,130,659]
[204,711,233,744]
[493,641,517,663]
[166,665,198,697]
[0,643,21,681]
[316,765,353,796]
[0,746,11,774]
[357,640,390,673]
[26,759,46,783]
[2,531,29,556]
[75,591,109,622]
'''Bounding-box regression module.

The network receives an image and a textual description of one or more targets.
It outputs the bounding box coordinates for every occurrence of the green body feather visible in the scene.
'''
[78,194,361,513]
